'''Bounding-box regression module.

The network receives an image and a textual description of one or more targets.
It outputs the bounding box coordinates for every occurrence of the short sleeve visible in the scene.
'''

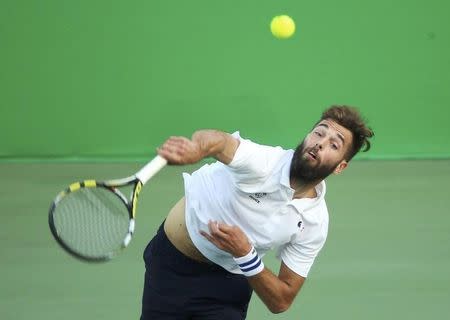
[276,219,328,278]
[227,132,287,188]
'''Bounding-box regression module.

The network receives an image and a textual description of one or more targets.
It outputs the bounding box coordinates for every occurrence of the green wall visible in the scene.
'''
[1,0,449,160]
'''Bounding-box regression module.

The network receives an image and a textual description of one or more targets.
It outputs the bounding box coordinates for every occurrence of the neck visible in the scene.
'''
[290,178,320,199]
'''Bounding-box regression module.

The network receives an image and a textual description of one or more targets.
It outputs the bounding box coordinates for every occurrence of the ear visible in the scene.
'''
[333,160,348,175]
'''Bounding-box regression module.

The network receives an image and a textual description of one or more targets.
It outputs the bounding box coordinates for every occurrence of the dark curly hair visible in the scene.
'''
[319,105,374,161]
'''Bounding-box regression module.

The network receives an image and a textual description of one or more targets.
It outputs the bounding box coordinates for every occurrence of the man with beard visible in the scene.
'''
[140,105,374,319]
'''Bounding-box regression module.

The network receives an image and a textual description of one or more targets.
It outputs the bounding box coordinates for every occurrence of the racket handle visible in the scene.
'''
[135,155,167,185]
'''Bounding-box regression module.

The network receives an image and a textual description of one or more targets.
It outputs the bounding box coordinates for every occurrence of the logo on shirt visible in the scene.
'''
[249,193,267,203]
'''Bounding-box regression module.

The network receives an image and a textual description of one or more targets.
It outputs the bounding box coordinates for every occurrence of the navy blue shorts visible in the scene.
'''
[140,223,253,320]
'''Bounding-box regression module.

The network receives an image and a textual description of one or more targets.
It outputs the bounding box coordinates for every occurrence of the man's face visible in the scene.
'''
[290,119,353,183]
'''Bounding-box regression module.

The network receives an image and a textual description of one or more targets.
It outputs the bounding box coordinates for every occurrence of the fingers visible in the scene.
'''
[160,137,189,154]
[208,220,230,239]
[201,221,251,257]
[200,220,231,247]
[157,147,181,164]
[157,136,196,164]
[200,230,225,250]
[215,223,235,232]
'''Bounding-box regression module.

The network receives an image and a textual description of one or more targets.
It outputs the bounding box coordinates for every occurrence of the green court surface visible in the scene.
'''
[1,160,449,320]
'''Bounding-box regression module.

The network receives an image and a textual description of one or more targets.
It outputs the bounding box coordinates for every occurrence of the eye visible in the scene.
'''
[331,144,338,150]
[314,131,322,137]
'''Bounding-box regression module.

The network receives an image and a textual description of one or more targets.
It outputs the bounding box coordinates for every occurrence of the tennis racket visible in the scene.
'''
[48,155,167,262]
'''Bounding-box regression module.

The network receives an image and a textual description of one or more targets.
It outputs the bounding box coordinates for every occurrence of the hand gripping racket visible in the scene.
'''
[48,155,167,262]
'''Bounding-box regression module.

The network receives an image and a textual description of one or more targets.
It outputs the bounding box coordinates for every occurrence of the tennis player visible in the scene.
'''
[140,105,374,319]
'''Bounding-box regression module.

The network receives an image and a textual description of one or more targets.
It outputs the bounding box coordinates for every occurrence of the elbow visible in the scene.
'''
[269,302,291,314]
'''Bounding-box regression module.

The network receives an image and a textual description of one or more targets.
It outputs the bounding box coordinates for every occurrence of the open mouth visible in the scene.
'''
[308,151,317,160]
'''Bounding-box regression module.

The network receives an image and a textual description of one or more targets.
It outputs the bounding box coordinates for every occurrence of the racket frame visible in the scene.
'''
[48,177,141,262]
[48,155,167,262]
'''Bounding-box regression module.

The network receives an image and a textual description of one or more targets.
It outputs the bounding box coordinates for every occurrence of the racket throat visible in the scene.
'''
[123,219,135,247]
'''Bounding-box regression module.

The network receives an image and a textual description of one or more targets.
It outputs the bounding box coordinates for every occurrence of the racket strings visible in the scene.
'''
[52,187,130,259]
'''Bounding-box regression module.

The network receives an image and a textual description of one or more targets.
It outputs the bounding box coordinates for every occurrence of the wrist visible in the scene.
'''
[233,246,264,277]
[235,243,252,258]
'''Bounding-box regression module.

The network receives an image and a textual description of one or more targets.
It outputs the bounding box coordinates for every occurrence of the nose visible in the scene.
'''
[315,142,323,150]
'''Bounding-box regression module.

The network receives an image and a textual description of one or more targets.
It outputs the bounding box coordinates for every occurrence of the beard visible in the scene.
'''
[290,140,339,184]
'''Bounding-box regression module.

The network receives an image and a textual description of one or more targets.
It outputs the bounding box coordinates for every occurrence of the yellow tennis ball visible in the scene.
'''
[270,15,295,39]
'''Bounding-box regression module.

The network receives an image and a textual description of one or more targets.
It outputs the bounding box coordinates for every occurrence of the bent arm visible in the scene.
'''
[248,262,305,313]
[157,129,239,165]
[192,130,239,164]
[201,221,305,314]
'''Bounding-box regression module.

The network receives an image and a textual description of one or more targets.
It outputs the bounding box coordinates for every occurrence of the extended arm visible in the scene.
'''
[157,130,239,165]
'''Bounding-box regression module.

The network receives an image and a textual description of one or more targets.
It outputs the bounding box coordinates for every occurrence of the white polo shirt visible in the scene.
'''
[183,132,329,277]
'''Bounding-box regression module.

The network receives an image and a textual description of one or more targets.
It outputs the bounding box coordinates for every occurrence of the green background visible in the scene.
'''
[1,1,450,320]
[1,0,450,160]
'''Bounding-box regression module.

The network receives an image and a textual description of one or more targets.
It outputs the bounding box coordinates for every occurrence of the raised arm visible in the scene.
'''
[157,129,239,165]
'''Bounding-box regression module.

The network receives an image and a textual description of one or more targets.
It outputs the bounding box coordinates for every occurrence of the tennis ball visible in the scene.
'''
[270,15,295,39]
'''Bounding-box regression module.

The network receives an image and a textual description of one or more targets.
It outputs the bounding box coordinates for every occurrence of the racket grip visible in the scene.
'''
[135,155,167,185]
